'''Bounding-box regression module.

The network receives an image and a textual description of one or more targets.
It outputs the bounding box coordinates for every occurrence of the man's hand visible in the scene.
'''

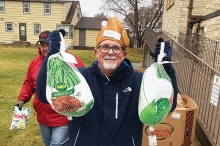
[150,42,173,62]
[15,100,25,111]
[48,30,62,55]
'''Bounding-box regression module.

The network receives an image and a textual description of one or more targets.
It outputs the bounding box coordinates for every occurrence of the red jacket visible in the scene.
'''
[17,48,85,126]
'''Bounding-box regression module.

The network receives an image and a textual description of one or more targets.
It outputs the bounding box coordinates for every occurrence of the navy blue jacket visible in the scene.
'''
[68,60,144,146]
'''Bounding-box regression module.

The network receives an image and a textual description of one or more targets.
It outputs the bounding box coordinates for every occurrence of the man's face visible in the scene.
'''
[94,40,127,74]
[40,41,49,56]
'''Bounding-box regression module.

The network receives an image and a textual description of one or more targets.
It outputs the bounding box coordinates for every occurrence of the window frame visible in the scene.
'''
[44,3,51,15]
[23,2,30,13]
[5,22,13,32]
[0,1,5,12]
[166,0,175,10]
[77,8,81,19]
[34,24,41,35]
[57,25,73,38]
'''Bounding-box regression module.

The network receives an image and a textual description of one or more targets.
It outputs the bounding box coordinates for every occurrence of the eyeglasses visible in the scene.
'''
[98,45,123,54]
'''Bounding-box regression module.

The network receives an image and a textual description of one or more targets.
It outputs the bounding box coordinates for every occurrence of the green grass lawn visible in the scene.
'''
[0,45,143,145]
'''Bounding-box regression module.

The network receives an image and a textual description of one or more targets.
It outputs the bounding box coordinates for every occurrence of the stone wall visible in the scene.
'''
[162,0,189,37]
[193,0,220,15]
[163,0,220,41]
[163,0,220,68]
[198,16,220,41]
[191,0,220,41]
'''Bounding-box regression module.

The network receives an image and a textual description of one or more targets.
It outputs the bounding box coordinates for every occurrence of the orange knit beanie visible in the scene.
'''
[96,13,130,49]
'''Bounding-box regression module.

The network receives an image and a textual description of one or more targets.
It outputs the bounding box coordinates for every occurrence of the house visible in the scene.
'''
[162,0,220,42]
[0,0,107,48]
[74,17,108,49]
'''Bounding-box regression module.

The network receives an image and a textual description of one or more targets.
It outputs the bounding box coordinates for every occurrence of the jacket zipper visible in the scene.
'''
[115,92,118,119]
[132,135,136,146]
[74,127,81,146]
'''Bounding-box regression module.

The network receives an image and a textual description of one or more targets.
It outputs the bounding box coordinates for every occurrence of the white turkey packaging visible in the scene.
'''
[138,62,174,126]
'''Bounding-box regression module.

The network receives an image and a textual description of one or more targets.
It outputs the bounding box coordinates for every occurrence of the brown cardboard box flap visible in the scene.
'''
[177,93,187,108]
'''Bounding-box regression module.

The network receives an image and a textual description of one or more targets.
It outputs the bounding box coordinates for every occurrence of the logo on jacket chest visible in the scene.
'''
[123,87,132,92]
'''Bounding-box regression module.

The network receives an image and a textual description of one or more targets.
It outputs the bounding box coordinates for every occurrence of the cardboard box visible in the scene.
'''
[142,95,198,146]
[134,68,146,73]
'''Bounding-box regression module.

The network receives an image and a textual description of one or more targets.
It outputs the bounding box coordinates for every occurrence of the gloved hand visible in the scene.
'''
[15,100,25,111]
[47,30,62,55]
[150,42,173,62]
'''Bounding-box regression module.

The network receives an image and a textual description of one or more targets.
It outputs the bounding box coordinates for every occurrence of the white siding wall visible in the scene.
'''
[73,29,79,46]
[64,3,71,17]
[85,30,100,47]
[72,29,100,47]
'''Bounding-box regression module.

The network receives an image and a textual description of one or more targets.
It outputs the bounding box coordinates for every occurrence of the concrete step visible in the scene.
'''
[194,135,202,146]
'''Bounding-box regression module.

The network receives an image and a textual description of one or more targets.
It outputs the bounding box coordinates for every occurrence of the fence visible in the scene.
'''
[143,27,220,146]
[178,32,220,72]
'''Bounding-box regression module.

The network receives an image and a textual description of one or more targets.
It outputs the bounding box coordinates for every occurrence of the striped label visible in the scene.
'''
[182,110,194,146]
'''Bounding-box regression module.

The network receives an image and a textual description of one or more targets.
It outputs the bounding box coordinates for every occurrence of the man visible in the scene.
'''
[15,30,84,146]
[36,15,178,146]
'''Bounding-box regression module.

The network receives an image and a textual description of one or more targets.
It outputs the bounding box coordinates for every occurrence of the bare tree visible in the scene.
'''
[101,0,164,47]
[82,12,88,17]
[94,12,106,18]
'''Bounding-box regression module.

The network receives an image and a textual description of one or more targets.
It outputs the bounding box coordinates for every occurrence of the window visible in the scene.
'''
[166,0,175,10]
[77,8,81,19]
[44,3,50,14]
[34,24,41,34]
[0,1,5,12]
[6,22,13,32]
[57,25,73,38]
[199,27,204,35]
[23,2,30,13]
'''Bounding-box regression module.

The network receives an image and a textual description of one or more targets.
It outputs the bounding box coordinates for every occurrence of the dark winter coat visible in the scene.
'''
[68,60,144,146]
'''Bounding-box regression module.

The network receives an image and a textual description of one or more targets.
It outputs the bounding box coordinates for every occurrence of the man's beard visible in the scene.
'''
[103,56,117,70]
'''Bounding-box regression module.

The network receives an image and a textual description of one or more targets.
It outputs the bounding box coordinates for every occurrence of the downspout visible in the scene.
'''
[186,0,203,34]
[185,0,194,52]
[186,0,194,34]
[186,0,204,54]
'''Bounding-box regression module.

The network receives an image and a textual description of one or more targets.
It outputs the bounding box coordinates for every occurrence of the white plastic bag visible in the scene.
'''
[138,62,173,126]
[9,106,31,130]
[46,53,94,117]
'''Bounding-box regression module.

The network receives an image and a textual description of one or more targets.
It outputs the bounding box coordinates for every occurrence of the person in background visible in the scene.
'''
[36,15,178,146]
[15,30,85,146]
